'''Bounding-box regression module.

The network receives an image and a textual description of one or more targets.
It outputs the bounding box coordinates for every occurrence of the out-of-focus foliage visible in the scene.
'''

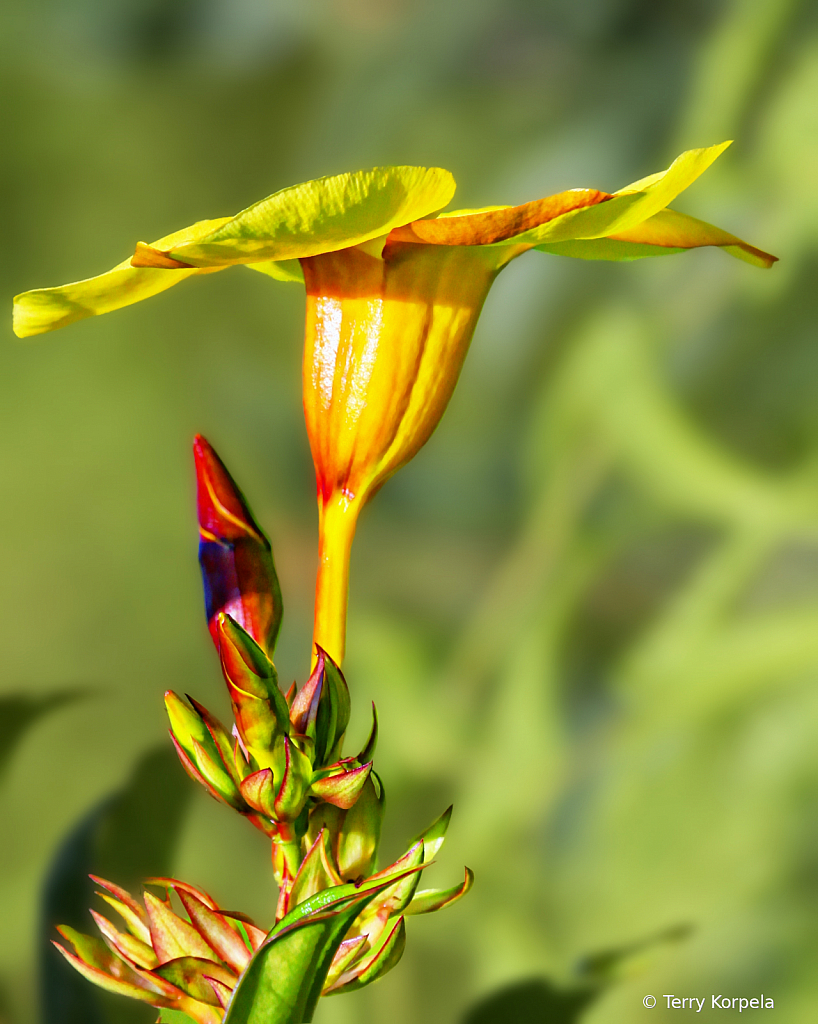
[2,1,817,1023]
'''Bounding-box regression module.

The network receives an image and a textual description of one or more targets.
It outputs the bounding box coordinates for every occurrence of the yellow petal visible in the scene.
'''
[535,208,777,267]
[13,218,231,338]
[491,141,734,246]
[151,167,457,268]
[245,259,305,284]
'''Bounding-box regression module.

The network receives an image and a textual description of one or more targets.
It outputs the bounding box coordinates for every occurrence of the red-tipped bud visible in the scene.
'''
[289,646,351,767]
[272,735,312,822]
[288,829,343,911]
[194,435,282,658]
[164,691,244,810]
[239,768,277,818]
[217,614,289,752]
[335,772,385,880]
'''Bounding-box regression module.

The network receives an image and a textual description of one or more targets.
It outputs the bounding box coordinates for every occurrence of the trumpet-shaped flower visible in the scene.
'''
[13,144,775,664]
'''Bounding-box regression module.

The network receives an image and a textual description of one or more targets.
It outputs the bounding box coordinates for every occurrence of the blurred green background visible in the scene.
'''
[3,0,818,1021]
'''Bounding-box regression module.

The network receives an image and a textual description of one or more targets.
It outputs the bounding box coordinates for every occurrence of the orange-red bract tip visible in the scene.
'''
[193,435,262,543]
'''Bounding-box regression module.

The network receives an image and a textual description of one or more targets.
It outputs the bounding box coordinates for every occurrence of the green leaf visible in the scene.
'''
[409,804,452,863]
[223,875,407,1024]
[272,864,420,936]
[324,916,406,994]
[461,978,599,1024]
[153,957,237,1005]
[157,1010,199,1024]
[309,761,372,809]
[404,867,474,915]
[0,689,87,781]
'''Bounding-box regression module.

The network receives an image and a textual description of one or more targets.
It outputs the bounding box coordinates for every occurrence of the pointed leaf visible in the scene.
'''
[191,738,245,809]
[153,957,237,1006]
[90,910,158,969]
[92,880,152,946]
[145,879,219,910]
[320,649,351,762]
[409,804,452,863]
[176,890,253,973]
[53,940,168,1005]
[187,697,240,781]
[360,842,424,918]
[324,916,406,994]
[54,928,167,999]
[288,829,343,911]
[206,977,234,1009]
[222,874,412,1024]
[405,867,474,915]
[271,864,424,937]
[165,692,244,807]
[143,892,214,964]
[309,761,372,809]
[273,736,312,821]
[322,934,368,990]
[91,876,148,926]
[239,768,277,818]
[356,703,378,764]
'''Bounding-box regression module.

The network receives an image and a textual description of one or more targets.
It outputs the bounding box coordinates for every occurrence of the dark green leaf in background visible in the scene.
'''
[461,978,598,1024]
[0,691,88,782]
[39,746,194,1024]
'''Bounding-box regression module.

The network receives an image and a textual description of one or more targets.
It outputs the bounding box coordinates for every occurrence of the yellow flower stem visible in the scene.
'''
[312,491,362,668]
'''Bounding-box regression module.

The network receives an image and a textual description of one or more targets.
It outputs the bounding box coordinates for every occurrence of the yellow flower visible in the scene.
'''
[13,143,776,665]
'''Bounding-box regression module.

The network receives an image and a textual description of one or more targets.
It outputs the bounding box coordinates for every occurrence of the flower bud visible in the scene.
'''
[164,690,244,810]
[194,435,282,658]
[289,646,350,767]
[216,613,289,755]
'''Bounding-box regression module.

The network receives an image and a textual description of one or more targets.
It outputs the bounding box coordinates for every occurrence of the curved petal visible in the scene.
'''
[389,144,732,253]
[535,208,777,267]
[12,218,231,338]
[137,166,457,268]
[486,142,734,248]
[392,189,609,246]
